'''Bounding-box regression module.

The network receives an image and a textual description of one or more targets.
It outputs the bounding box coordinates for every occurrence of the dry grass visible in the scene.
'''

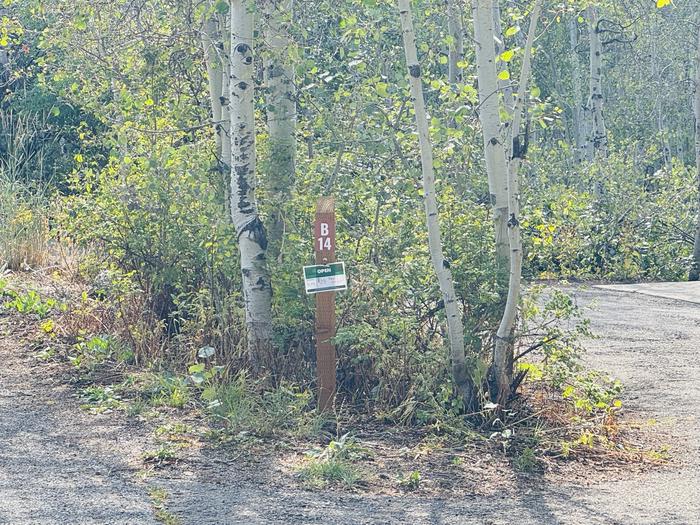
[0,180,49,271]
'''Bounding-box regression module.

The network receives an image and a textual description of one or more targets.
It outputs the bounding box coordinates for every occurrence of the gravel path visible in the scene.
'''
[0,321,157,524]
[1,284,698,524]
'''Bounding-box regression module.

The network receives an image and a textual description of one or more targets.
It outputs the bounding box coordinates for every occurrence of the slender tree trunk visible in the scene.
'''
[446,0,463,84]
[263,0,296,261]
[230,0,274,372]
[202,17,224,159]
[491,0,541,405]
[202,15,232,215]
[690,25,700,281]
[398,0,474,410]
[492,1,514,115]
[472,0,509,262]
[568,17,585,163]
[586,6,607,159]
[219,13,233,215]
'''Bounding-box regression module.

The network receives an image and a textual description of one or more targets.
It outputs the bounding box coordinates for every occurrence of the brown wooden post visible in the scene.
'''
[314,197,336,411]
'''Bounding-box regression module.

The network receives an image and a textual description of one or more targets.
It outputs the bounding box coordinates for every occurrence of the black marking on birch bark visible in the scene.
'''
[236,166,254,214]
[442,259,451,269]
[409,64,421,78]
[507,213,519,228]
[489,137,499,146]
[239,216,269,251]
[238,81,249,90]
[236,43,251,55]
[512,136,522,160]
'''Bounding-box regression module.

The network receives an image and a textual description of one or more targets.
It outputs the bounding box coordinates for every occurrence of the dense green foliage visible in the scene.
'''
[1,0,698,422]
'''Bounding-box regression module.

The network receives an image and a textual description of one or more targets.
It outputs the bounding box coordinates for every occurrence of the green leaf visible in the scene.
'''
[375,82,389,97]
[497,70,510,81]
[530,86,541,98]
[214,0,229,14]
[656,0,671,7]
[504,26,520,37]
[189,363,206,374]
[500,49,515,62]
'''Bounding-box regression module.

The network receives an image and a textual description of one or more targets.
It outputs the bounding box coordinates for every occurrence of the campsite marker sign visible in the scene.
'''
[308,197,345,411]
[303,262,347,294]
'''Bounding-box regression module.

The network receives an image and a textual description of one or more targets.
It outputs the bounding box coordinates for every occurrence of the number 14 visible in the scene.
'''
[317,237,332,251]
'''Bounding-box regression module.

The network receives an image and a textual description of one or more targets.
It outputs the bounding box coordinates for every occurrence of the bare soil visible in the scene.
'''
[1,277,698,524]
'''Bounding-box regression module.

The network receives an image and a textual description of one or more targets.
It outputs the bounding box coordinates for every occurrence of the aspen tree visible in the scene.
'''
[472,0,541,404]
[690,24,700,281]
[398,0,474,409]
[446,0,464,84]
[230,0,274,372]
[568,17,585,163]
[472,0,509,262]
[263,0,296,260]
[586,5,607,159]
[202,17,224,161]
[491,0,541,404]
[493,1,514,115]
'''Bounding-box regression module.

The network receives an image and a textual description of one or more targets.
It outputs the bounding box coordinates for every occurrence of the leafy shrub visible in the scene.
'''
[208,371,323,439]
[299,434,366,488]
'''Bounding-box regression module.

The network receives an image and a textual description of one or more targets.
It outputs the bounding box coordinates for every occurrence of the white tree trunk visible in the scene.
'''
[446,0,463,84]
[472,0,509,262]
[263,0,296,260]
[398,0,474,408]
[492,0,541,405]
[690,25,700,281]
[492,1,514,115]
[568,17,585,163]
[586,6,607,159]
[230,0,274,372]
[202,17,224,159]
[219,12,232,174]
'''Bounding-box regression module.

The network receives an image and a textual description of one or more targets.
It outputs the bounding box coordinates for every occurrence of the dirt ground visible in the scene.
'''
[1,282,698,524]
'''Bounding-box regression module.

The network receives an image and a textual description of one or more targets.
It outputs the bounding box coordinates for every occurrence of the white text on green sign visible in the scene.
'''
[303,262,347,294]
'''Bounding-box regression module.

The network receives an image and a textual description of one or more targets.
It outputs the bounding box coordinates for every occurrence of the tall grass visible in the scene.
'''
[0,179,49,271]
[0,108,54,271]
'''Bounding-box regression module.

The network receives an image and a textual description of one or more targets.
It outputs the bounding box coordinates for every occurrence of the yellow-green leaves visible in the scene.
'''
[504,26,520,37]
[498,70,510,81]
[375,82,389,97]
[144,97,155,107]
[500,49,515,62]
[656,0,671,7]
